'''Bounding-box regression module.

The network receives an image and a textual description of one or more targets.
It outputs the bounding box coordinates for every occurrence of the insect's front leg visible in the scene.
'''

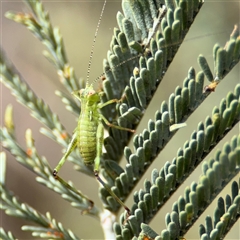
[94,121,131,219]
[100,113,135,133]
[98,94,125,109]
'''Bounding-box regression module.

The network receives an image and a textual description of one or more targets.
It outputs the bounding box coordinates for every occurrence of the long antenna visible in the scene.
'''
[93,54,142,84]
[92,7,168,85]
[86,0,107,85]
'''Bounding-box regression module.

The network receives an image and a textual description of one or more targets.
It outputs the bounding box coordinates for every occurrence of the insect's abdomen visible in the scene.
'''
[78,107,98,165]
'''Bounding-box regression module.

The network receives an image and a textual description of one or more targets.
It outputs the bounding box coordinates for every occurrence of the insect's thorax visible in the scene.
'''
[79,100,99,123]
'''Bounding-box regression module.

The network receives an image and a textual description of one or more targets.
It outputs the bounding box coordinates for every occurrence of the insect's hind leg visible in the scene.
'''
[54,174,94,215]
[94,171,131,218]
[53,132,94,214]
[94,122,131,218]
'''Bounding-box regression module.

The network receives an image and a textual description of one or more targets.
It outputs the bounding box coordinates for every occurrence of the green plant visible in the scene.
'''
[1,0,239,239]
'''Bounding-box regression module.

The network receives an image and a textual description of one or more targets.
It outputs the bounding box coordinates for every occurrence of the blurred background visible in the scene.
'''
[1,0,239,239]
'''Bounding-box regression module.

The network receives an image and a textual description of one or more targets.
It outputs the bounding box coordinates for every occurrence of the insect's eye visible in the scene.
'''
[88,90,95,96]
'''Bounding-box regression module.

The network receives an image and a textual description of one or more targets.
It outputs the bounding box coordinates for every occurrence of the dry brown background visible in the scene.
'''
[1,0,239,239]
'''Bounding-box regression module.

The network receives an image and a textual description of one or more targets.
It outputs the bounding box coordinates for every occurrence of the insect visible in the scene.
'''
[52,0,135,218]
[203,79,219,93]
[53,84,135,216]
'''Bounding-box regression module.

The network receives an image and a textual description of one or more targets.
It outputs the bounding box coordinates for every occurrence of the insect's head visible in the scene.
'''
[72,84,101,104]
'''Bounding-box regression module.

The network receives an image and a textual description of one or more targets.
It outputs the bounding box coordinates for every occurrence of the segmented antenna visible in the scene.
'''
[86,0,107,85]
[93,6,168,84]
[94,54,142,84]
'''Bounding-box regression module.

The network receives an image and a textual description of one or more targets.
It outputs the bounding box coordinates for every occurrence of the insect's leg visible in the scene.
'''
[98,97,123,109]
[100,113,135,133]
[54,174,94,215]
[53,132,94,214]
[94,173,131,217]
[94,122,131,218]
[53,131,78,175]
[98,96,135,132]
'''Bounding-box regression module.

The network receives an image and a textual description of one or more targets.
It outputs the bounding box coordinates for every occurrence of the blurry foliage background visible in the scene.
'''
[1,0,239,239]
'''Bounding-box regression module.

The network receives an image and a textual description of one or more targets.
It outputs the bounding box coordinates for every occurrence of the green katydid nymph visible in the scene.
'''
[52,0,167,219]
[52,0,135,219]
[53,83,135,217]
